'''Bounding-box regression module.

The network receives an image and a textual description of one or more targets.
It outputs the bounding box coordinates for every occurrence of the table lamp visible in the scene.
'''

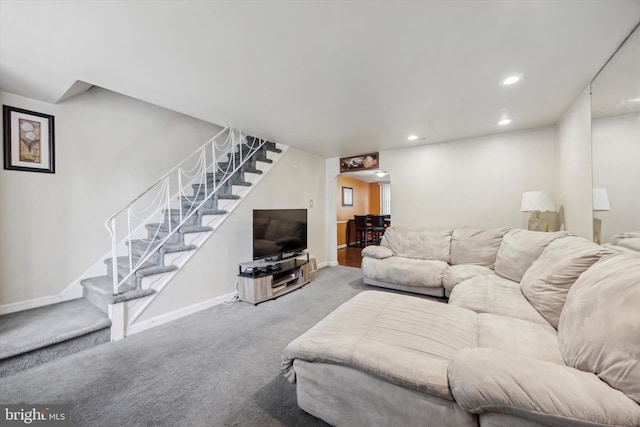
[592,188,610,244]
[521,190,556,232]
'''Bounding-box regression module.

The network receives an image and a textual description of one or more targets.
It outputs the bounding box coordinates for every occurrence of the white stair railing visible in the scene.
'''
[105,128,267,294]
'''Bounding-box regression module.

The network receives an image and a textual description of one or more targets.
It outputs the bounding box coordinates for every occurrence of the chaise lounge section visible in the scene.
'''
[283,229,640,426]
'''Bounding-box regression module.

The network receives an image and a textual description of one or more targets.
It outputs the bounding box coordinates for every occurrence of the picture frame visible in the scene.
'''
[339,152,379,173]
[3,105,55,173]
[342,186,353,207]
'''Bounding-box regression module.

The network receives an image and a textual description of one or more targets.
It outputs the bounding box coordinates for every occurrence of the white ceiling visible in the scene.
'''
[1,1,639,158]
[341,169,390,183]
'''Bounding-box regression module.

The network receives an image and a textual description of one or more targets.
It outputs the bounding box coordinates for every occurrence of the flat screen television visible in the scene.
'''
[253,209,308,260]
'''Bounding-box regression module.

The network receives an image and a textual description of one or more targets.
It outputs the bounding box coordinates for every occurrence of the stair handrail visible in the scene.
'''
[104,126,229,227]
[104,128,268,295]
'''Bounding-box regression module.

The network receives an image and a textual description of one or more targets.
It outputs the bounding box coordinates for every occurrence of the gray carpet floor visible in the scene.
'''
[0,265,392,427]
[0,299,110,360]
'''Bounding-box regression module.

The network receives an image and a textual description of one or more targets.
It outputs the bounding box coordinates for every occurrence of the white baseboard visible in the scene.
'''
[327,261,339,267]
[0,294,63,315]
[126,291,237,336]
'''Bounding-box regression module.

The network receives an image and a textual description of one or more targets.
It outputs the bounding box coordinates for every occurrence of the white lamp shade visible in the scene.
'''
[593,188,611,211]
[521,190,556,212]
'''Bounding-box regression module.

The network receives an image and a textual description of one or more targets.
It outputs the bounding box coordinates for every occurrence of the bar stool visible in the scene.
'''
[370,215,387,245]
[354,215,372,247]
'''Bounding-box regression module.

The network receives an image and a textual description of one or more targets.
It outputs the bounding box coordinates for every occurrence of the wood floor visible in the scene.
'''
[337,247,363,268]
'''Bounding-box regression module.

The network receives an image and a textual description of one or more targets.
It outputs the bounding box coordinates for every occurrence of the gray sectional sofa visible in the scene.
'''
[608,231,640,253]
[360,226,571,297]
[282,227,640,426]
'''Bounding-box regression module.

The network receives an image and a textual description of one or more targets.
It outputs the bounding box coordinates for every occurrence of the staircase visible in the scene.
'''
[0,129,285,376]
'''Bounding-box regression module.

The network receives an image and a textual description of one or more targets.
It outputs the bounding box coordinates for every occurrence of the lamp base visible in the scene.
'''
[528,217,549,232]
[593,217,602,244]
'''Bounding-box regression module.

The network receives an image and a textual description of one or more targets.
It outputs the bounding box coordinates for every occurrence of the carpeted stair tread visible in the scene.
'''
[178,225,213,234]
[104,256,177,278]
[217,194,241,200]
[230,179,251,187]
[265,146,282,153]
[199,208,228,216]
[127,238,163,252]
[242,167,263,175]
[81,275,135,296]
[158,243,198,254]
[0,299,111,360]
[255,157,273,164]
[146,223,212,234]
[136,264,178,277]
[81,276,156,303]
[111,288,156,304]
[104,256,156,274]
[181,196,208,206]
[191,183,215,192]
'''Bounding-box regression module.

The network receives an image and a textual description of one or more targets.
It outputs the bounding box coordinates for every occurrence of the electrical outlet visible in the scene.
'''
[309,199,313,207]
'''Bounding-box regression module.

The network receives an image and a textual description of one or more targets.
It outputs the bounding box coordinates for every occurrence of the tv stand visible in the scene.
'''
[264,251,302,262]
[237,253,310,304]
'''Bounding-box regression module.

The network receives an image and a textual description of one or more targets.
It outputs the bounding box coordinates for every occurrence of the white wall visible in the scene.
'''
[137,148,326,320]
[556,87,593,239]
[592,113,640,242]
[0,88,222,305]
[325,158,340,266]
[381,127,557,229]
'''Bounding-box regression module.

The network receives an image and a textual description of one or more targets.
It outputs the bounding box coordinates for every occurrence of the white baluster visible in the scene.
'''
[127,208,133,277]
[202,147,208,198]
[110,218,118,294]
[166,177,172,233]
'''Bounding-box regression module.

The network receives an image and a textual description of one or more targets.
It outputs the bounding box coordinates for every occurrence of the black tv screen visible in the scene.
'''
[253,209,308,260]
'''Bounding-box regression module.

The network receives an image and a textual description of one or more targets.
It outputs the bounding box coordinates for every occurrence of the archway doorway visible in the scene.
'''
[335,169,391,268]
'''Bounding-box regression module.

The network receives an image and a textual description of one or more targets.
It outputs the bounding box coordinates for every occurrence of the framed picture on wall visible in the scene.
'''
[342,186,353,206]
[339,152,379,173]
[3,105,55,173]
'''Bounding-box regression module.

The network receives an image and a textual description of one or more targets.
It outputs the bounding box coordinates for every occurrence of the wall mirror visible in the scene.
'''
[591,23,640,244]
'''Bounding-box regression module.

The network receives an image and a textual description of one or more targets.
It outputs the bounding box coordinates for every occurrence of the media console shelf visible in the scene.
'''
[237,253,310,304]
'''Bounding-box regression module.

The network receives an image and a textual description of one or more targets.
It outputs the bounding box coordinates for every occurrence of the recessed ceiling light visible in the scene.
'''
[375,171,387,177]
[407,135,419,141]
[498,118,512,125]
[502,75,521,86]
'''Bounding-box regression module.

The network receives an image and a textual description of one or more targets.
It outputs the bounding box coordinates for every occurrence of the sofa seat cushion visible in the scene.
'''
[478,314,564,365]
[450,228,509,268]
[449,274,550,326]
[282,291,479,400]
[443,264,494,293]
[361,256,447,288]
[381,227,452,262]
[520,236,612,329]
[558,253,640,404]
[494,229,570,282]
[449,348,640,427]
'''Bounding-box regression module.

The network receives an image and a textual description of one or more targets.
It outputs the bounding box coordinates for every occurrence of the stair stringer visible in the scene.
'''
[120,146,288,336]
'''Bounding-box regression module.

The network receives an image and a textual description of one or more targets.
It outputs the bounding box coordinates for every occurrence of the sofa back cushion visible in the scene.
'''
[450,228,509,268]
[558,253,640,404]
[381,227,452,262]
[494,229,570,283]
[520,236,612,328]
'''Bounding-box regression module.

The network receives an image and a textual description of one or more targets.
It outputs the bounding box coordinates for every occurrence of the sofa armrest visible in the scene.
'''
[361,245,393,259]
[448,348,640,427]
